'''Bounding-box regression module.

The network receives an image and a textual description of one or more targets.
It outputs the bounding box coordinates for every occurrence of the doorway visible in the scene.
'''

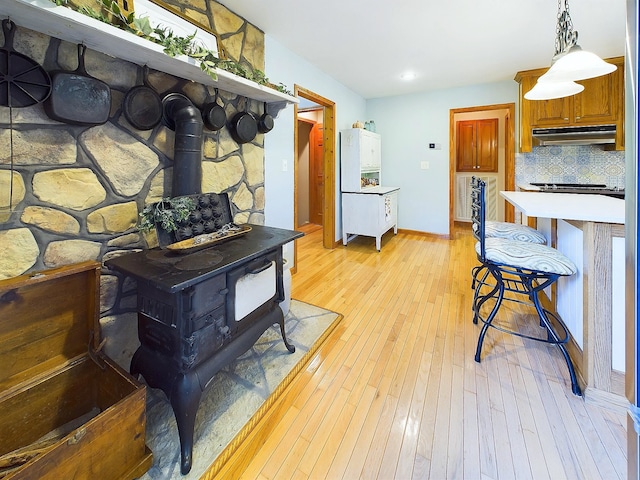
[448,103,516,236]
[293,85,336,255]
[297,112,324,228]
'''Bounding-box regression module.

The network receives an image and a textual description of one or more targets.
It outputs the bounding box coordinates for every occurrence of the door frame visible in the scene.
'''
[293,85,336,254]
[448,103,516,235]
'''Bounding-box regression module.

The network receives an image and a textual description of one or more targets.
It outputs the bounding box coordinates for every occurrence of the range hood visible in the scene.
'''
[532,124,616,146]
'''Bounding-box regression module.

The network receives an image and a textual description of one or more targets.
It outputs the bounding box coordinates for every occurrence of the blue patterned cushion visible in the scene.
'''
[485,221,546,244]
[475,238,577,275]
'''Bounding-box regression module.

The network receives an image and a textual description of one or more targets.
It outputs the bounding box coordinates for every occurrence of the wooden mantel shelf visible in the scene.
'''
[3,0,298,105]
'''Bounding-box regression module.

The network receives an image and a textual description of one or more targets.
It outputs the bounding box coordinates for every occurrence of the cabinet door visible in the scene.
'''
[360,130,381,170]
[340,129,363,191]
[456,119,498,172]
[530,90,573,127]
[456,121,477,172]
[382,191,398,229]
[574,64,620,125]
[475,118,498,172]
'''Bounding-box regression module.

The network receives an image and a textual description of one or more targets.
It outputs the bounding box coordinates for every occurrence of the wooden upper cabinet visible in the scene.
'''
[456,118,498,172]
[574,67,621,125]
[529,93,573,127]
[515,56,624,152]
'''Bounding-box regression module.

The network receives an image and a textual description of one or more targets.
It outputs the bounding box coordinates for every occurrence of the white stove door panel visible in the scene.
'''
[234,261,276,321]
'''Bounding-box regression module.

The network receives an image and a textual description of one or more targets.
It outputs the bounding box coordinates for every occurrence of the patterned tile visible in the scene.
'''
[515,145,625,188]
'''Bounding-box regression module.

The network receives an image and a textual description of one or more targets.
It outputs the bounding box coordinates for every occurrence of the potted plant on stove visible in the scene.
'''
[138,196,195,246]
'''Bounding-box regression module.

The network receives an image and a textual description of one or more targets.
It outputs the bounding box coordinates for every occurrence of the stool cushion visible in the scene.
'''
[485,221,546,244]
[475,238,577,275]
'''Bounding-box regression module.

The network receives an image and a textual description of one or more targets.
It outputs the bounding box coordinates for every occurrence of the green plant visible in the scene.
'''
[48,0,292,95]
[138,196,195,233]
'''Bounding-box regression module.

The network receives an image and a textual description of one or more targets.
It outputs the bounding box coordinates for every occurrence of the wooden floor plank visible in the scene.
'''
[213,225,627,480]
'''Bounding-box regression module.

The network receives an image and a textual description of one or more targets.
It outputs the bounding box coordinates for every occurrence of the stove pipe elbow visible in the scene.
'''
[163,94,204,197]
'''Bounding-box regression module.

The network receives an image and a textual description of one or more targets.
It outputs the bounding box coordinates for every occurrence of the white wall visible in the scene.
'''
[263,35,367,245]
[264,36,520,241]
[367,82,518,235]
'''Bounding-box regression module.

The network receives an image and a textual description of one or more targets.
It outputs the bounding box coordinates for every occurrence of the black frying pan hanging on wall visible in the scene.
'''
[229,97,257,144]
[202,88,226,131]
[123,65,162,130]
[0,19,51,107]
[44,44,111,125]
[257,102,274,133]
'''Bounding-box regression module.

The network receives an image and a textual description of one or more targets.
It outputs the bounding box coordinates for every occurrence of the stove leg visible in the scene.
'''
[278,313,295,353]
[170,373,203,475]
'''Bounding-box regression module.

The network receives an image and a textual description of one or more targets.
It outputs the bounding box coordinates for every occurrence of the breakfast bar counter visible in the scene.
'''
[500,190,625,224]
[501,191,626,409]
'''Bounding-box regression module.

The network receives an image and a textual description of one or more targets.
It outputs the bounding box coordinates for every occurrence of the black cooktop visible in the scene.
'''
[530,182,625,199]
[105,224,303,293]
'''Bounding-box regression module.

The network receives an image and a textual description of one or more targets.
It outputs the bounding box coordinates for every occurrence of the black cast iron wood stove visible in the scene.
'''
[105,94,302,474]
[105,222,302,474]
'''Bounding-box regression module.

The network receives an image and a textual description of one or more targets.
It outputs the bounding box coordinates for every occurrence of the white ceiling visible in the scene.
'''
[218,0,627,99]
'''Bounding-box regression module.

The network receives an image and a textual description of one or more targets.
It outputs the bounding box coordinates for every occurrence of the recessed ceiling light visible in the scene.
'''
[400,72,416,81]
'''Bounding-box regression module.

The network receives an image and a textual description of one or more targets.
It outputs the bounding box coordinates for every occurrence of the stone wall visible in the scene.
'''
[157,0,265,72]
[0,2,272,370]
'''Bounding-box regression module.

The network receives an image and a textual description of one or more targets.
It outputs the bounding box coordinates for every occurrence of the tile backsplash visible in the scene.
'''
[515,145,625,188]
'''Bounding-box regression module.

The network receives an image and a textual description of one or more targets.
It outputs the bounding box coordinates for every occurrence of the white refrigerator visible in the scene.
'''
[340,128,399,251]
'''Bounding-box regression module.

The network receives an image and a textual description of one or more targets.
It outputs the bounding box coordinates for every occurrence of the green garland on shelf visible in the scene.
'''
[48,0,292,95]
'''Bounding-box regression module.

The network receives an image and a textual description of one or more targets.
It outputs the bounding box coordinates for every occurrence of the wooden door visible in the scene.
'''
[475,118,498,172]
[309,123,324,225]
[456,119,498,172]
[456,121,476,171]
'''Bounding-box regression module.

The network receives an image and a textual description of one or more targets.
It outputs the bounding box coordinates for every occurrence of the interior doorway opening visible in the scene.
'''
[297,109,324,228]
[293,85,336,253]
[448,103,516,236]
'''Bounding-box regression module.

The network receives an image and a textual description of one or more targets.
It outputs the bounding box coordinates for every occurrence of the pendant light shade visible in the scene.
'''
[523,0,615,101]
[539,45,617,83]
[524,80,584,100]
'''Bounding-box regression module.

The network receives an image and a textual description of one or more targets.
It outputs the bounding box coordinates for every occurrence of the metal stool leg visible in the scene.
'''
[473,268,498,325]
[530,288,582,396]
[475,273,505,362]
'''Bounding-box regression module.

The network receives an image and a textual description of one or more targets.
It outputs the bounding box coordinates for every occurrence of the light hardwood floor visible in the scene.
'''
[216,224,627,479]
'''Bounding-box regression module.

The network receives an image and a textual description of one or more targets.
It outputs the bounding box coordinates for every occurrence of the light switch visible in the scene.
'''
[421,161,430,170]
[282,159,288,171]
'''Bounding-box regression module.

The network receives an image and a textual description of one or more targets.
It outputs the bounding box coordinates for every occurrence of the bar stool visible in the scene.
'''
[469,176,547,290]
[471,178,581,396]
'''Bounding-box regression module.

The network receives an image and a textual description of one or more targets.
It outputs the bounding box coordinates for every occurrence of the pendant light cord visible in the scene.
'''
[554,0,578,56]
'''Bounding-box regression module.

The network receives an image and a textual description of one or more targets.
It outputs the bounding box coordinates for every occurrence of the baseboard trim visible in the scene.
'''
[584,386,628,415]
[397,228,450,240]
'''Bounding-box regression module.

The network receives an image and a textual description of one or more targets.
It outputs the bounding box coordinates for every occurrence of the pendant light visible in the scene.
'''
[525,0,616,100]
[524,80,584,100]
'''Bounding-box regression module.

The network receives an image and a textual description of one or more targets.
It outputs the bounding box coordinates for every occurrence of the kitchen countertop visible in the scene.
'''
[345,186,400,195]
[500,191,625,224]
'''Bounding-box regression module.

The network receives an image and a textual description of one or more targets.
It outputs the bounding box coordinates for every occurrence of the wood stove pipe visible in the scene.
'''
[162,93,204,197]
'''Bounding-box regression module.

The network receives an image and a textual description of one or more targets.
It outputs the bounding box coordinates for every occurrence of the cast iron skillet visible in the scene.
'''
[257,102,274,134]
[0,19,51,108]
[44,44,111,125]
[229,97,257,144]
[202,88,226,131]
[123,65,162,130]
